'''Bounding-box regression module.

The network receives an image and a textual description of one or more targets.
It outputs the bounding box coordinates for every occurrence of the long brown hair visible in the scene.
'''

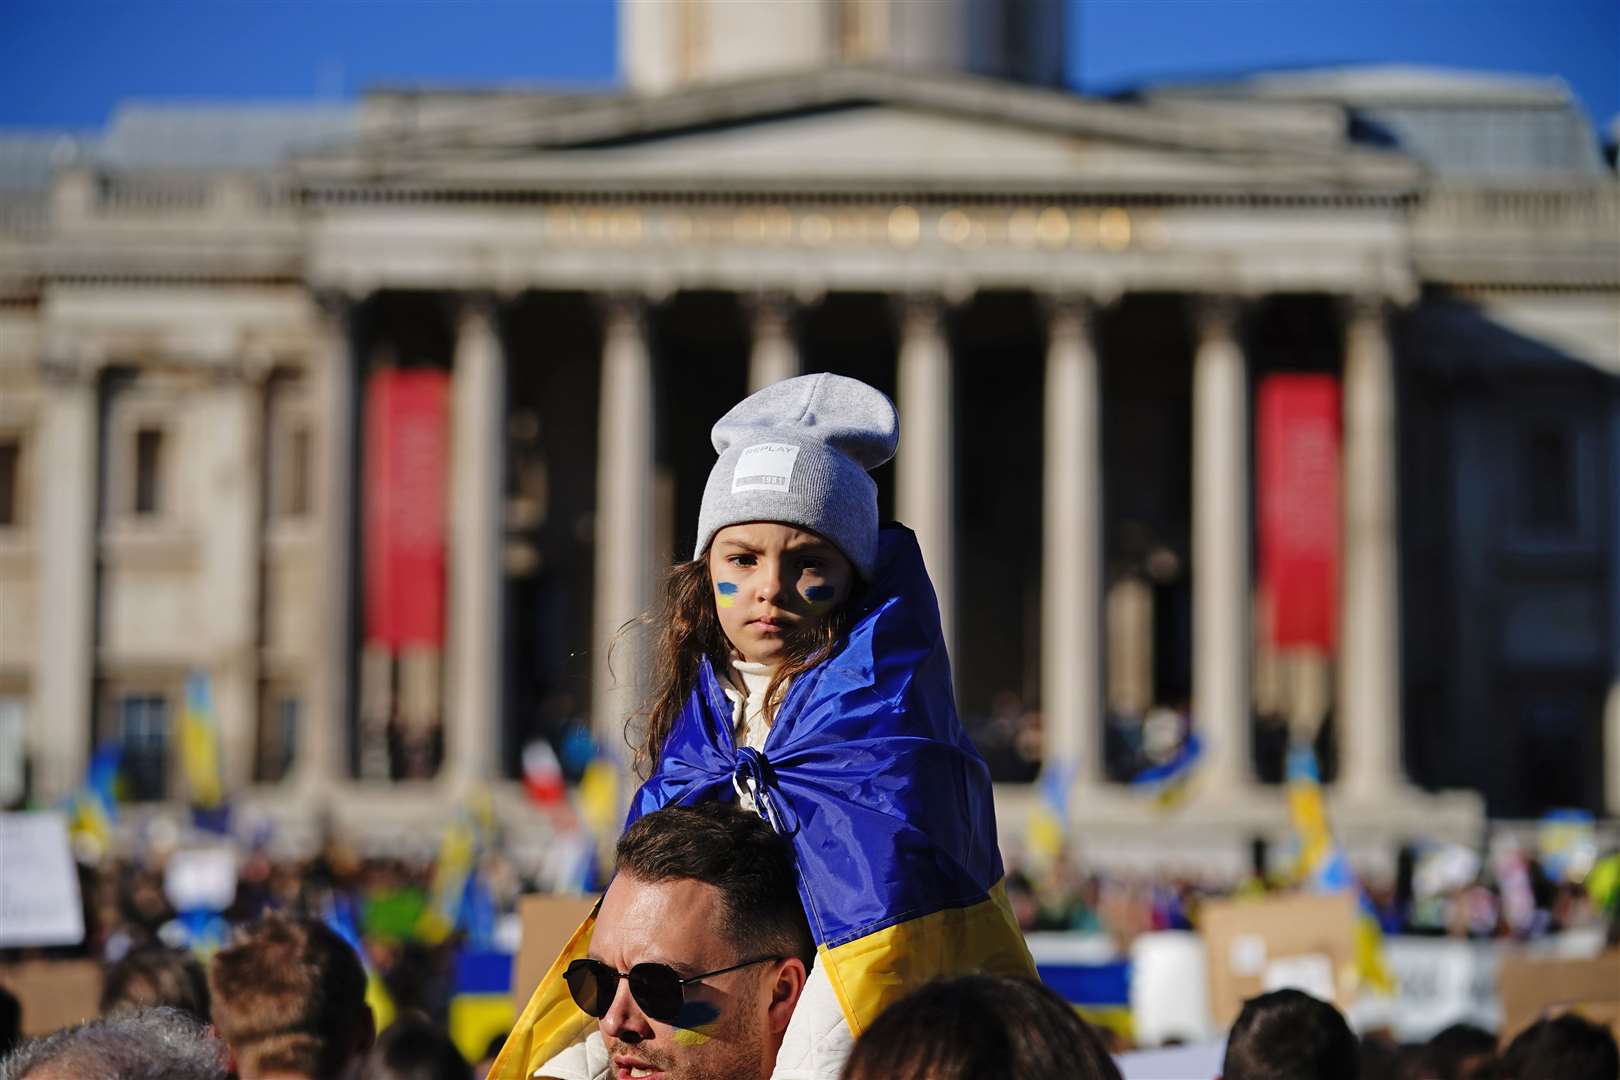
[624,552,857,779]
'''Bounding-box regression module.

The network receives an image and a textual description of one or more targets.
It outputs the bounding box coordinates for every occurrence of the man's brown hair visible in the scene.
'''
[616,802,814,966]
[207,914,372,1079]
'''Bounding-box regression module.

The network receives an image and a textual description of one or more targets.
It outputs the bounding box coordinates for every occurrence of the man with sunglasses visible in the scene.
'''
[537,802,814,1080]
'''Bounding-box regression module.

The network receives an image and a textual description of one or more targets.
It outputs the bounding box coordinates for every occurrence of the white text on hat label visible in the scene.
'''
[732,442,800,494]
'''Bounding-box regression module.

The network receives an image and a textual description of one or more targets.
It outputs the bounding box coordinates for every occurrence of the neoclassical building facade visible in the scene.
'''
[1,3,1616,863]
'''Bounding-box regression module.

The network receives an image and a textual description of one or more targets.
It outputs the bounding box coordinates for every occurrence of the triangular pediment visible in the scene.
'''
[296,66,1421,197]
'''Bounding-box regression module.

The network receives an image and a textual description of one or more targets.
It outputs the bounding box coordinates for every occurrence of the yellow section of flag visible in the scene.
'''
[491,904,600,1080]
[818,880,1035,1038]
[179,673,223,809]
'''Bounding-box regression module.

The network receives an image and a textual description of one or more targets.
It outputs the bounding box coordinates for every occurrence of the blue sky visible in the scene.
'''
[2,0,1616,134]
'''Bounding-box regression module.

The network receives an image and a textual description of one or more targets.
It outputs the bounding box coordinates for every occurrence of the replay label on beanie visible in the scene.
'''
[732,442,801,494]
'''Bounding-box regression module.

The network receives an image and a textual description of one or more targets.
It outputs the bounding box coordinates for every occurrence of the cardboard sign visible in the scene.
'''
[513,894,599,1007]
[0,812,85,947]
[0,960,103,1036]
[1199,892,1358,1028]
[1499,950,1620,1043]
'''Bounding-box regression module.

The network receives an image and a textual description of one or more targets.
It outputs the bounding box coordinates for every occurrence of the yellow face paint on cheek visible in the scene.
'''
[716,582,739,609]
[673,1027,714,1046]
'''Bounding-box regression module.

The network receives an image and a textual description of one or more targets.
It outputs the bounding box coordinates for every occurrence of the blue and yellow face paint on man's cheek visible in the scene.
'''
[716,581,739,609]
[671,1000,721,1044]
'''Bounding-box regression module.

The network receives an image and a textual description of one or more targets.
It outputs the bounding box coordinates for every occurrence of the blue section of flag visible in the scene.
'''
[628,526,1005,948]
[86,743,122,818]
[455,949,514,996]
[1037,961,1130,1006]
[460,873,497,950]
[1130,731,1202,788]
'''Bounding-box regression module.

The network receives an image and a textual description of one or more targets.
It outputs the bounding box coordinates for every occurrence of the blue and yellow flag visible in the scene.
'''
[493,527,1034,1079]
[64,742,122,861]
[419,792,497,946]
[1286,744,1393,994]
[179,672,223,810]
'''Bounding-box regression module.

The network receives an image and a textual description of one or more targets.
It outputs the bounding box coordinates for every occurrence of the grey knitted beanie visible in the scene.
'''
[694,373,899,579]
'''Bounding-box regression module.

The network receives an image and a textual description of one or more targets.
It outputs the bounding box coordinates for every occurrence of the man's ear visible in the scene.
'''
[765,958,807,1036]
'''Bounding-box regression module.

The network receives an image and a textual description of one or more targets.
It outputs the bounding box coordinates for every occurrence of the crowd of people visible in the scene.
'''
[6,374,1619,1078]
[1001,838,1620,946]
[3,800,1618,1079]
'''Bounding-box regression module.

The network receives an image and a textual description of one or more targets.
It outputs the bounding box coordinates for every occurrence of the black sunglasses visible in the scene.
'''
[564,955,783,1024]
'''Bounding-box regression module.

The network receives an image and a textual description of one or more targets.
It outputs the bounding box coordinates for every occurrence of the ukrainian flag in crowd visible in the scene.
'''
[493,527,1034,1079]
[420,793,497,946]
[1025,759,1075,868]
[65,742,122,857]
[179,672,223,810]
[1286,744,1394,994]
[324,893,398,1034]
[1130,729,1204,810]
[449,949,518,1065]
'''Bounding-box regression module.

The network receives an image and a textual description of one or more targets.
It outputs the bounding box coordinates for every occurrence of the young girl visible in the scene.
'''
[496,373,1033,1080]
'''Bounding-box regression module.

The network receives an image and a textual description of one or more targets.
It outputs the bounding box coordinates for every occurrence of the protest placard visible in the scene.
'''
[513,894,598,1006]
[0,812,85,948]
[1499,950,1620,1043]
[1200,892,1358,1027]
[0,960,103,1036]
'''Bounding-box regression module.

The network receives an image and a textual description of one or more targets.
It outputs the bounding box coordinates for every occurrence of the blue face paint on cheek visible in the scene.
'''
[716,581,739,609]
[803,584,837,608]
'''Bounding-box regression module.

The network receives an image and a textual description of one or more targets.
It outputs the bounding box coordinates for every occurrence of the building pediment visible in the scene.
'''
[296,66,1421,199]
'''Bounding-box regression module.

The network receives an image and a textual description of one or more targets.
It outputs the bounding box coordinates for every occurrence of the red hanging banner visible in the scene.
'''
[1257,374,1341,651]
[363,368,449,649]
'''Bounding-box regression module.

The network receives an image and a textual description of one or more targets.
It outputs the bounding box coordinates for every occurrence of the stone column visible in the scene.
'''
[747,292,800,393]
[299,292,357,795]
[895,294,956,659]
[33,359,98,802]
[201,359,268,792]
[1337,296,1404,801]
[1041,297,1105,785]
[592,295,656,751]
[1191,297,1252,795]
[445,295,506,791]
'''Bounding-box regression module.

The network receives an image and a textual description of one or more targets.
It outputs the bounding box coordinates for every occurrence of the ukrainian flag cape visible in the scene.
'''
[493,526,1033,1080]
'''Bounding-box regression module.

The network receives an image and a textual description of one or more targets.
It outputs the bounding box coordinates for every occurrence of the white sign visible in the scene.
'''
[1130,931,1217,1044]
[0,812,86,946]
[732,443,800,494]
[1349,938,1502,1040]
[164,845,238,913]
[1263,952,1336,1001]
[1117,1039,1227,1080]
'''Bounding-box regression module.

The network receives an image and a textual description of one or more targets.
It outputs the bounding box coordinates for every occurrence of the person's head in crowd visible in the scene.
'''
[0,985,20,1059]
[100,945,211,1023]
[1355,1031,1402,1080]
[0,1005,227,1080]
[1409,1023,1498,1080]
[837,974,1123,1080]
[207,913,375,1080]
[1495,1013,1619,1080]
[360,1014,471,1080]
[1220,989,1359,1080]
[568,802,811,1080]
